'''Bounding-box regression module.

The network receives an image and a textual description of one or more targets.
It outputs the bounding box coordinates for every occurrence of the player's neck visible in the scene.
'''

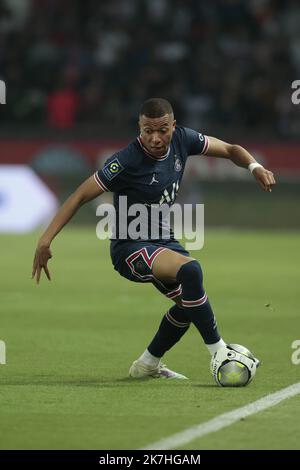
[137,136,170,161]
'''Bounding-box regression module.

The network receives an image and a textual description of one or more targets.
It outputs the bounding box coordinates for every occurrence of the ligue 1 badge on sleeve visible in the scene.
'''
[103,157,124,180]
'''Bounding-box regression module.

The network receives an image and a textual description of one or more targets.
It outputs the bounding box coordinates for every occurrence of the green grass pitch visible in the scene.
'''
[1,227,299,449]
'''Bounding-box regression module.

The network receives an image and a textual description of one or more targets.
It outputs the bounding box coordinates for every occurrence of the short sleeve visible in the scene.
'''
[183,127,209,156]
[94,154,125,192]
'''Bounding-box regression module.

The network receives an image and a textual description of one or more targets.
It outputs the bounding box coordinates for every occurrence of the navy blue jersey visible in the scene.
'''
[94,126,209,241]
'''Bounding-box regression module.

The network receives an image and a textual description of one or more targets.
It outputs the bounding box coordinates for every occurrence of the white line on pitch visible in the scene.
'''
[141,381,300,450]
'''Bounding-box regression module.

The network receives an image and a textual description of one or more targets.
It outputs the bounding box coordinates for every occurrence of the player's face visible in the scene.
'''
[139,114,176,158]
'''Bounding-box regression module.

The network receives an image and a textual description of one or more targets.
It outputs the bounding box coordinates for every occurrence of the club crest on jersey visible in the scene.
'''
[103,158,124,181]
[174,158,182,172]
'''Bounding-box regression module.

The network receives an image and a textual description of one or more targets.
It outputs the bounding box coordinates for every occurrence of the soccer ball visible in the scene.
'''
[210,343,258,387]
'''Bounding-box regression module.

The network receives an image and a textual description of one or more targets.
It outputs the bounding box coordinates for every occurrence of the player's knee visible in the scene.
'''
[176,259,203,287]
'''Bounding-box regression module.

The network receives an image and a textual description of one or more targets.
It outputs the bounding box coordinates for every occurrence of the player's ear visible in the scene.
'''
[172,119,176,129]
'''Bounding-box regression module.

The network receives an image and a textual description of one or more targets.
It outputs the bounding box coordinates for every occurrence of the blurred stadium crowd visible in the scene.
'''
[0,0,299,137]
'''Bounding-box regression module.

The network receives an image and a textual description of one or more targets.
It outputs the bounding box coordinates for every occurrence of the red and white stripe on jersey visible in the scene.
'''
[181,293,208,308]
[201,135,209,155]
[126,246,167,281]
[165,309,190,328]
[93,172,109,192]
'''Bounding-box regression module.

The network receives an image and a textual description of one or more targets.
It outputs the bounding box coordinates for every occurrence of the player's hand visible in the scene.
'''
[32,243,52,284]
[252,167,276,192]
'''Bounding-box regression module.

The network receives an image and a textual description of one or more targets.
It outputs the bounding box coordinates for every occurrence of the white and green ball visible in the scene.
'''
[211,344,257,387]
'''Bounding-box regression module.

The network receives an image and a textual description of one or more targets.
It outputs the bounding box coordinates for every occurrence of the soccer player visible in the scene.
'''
[32,98,276,379]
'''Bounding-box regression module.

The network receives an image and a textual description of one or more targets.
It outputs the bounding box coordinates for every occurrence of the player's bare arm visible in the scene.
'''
[205,136,276,193]
[32,176,104,284]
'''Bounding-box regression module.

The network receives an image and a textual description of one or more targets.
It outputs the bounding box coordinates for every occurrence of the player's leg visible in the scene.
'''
[145,301,190,357]
[150,249,226,356]
[130,249,225,379]
[112,241,224,378]
[142,251,194,360]
[125,247,192,379]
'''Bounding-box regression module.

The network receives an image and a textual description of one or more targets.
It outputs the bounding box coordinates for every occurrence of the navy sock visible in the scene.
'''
[176,260,221,344]
[147,305,191,358]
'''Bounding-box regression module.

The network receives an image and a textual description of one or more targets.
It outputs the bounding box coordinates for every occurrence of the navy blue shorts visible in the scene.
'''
[110,239,190,300]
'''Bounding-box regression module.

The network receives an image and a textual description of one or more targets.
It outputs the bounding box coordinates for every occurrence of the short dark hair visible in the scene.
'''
[140,98,173,118]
